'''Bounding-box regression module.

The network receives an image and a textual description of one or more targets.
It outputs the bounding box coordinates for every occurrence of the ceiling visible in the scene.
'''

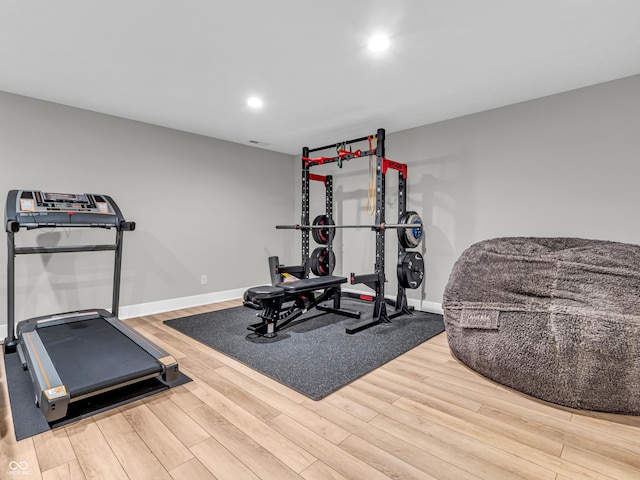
[2,1,640,155]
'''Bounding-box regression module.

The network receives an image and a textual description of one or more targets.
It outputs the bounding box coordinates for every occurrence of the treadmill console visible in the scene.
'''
[5,190,131,231]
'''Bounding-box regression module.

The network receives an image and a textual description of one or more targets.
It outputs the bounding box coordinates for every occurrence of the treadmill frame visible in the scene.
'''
[3,190,178,422]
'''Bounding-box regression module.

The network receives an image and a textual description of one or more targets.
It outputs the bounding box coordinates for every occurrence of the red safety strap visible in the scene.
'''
[303,149,362,166]
[337,149,361,159]
[302,156,332,165]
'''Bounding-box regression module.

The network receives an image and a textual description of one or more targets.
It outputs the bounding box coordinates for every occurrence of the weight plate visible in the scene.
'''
[311,215,336,245]
[398,211,423,249]
[397,251,424,289]
[309,251,319,277]
[310,246,335,276]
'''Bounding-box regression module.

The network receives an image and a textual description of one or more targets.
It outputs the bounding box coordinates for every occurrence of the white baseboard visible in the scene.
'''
[118,287,246,320]
[107,286,444,321]
[420,300,444,315]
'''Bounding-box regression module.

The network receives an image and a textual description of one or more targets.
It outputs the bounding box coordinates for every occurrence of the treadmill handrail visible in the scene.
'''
[15,244,118,255]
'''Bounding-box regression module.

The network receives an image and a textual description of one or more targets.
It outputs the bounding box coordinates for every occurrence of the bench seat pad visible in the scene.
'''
[277,275,347,292]
[246,285,285,300]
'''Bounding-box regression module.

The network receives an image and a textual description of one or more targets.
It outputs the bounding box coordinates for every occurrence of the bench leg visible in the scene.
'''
[317,288,362,319]
[248,297,284,338]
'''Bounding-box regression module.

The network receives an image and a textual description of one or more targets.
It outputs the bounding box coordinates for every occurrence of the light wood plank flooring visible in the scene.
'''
[1,299,639,479]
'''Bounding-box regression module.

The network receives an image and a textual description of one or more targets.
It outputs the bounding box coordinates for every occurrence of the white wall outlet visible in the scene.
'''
[200,274,208,285]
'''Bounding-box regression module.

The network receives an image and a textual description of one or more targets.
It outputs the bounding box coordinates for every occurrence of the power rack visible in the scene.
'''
[297,128,424,333]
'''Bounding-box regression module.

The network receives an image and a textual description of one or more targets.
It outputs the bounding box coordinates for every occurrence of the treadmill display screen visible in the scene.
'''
[42,192,89,204]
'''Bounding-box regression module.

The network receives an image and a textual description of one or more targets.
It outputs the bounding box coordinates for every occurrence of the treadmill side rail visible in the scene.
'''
[104,316,180,383]
[21,331,70,422]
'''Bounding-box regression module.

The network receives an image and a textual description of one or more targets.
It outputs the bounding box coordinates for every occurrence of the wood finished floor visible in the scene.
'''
[1,299,639,480]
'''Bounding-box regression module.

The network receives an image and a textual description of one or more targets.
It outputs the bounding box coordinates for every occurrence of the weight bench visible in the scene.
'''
[244,275,361,337]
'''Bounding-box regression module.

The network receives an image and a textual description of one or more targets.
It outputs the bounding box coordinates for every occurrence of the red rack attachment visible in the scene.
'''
[302,149,362,166]
[337,149,361,158]
[302,156,332,165]
[309,173,327,184]
[382,158,407,178]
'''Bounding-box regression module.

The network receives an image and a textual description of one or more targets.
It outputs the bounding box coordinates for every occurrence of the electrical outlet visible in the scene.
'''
[200,274,208,285]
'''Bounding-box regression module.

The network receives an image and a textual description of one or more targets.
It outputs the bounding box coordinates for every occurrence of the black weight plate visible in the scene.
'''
[310,246,335,276]
[311,215,335,245]
[309,247,336,277]
[398,211,411,248]
[309,251,320,276]
[398,211,423,249]
[397,251,424,289]
[322,250,335,276]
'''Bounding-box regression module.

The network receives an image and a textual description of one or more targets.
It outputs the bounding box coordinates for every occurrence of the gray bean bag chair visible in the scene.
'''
[443,237,640,415]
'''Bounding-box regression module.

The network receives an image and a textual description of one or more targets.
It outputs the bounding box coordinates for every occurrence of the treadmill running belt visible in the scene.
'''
[36,317,161,398]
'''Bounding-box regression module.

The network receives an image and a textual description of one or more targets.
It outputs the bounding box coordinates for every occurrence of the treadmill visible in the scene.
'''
[3,190,179,422]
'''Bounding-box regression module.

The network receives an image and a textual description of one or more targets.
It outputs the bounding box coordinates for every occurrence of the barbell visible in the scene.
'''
[277,223,422,230]
[276,211,424,248]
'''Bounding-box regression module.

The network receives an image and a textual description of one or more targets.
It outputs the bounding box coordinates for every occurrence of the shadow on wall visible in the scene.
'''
[288,143,478,306]
[406,148,477,303]
[124,230,200,306]
[333,184,378,277]
[303,149,478,306]
[9,230,116,324]
[5,228,199,326]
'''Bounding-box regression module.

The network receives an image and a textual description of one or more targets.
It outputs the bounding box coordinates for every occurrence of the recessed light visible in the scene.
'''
[368,34,390,52]
[247,97,263,108]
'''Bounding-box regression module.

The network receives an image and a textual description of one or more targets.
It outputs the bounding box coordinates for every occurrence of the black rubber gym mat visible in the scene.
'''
[36,317,161,397]
[164,299,445,400]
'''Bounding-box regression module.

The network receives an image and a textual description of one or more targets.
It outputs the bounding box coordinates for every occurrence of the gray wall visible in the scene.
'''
[2,74,639,338]
[293,75,640,310]
[0,92,295,337]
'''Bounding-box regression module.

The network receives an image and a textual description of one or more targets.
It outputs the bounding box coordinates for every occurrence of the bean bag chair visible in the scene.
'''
[443,237,640,415]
